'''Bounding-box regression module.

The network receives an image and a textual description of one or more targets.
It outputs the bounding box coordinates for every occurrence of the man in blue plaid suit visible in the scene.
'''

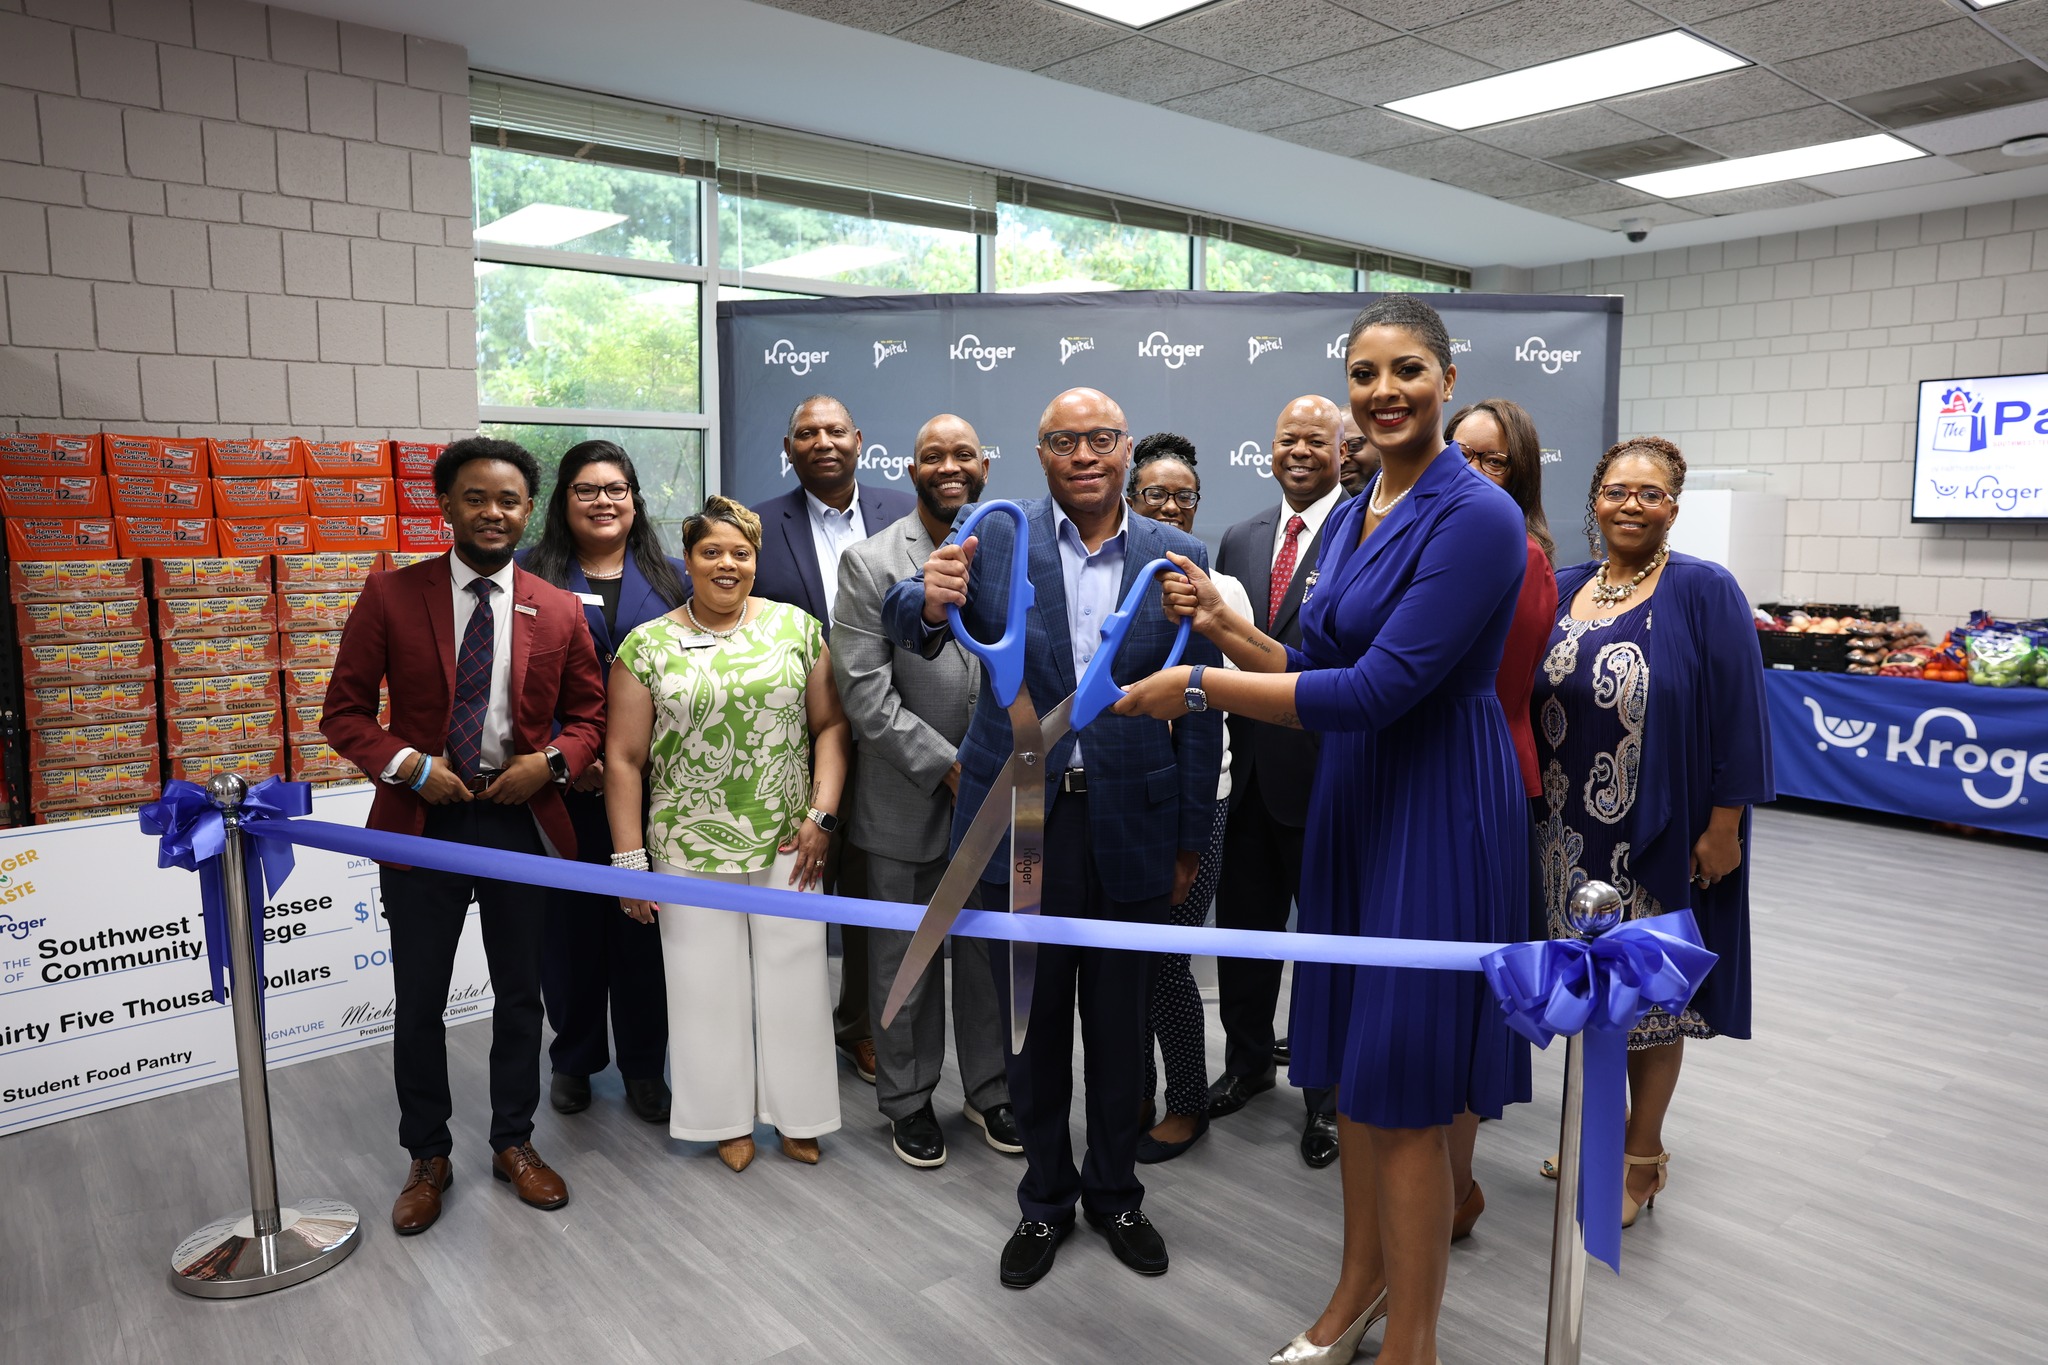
[883,386,1222,1290]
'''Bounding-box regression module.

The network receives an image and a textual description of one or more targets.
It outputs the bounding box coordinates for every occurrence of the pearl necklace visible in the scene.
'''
[1366,471,1412,518]
[685,598,746,638]
[579,560,623,581]
[1590,544,1668,606]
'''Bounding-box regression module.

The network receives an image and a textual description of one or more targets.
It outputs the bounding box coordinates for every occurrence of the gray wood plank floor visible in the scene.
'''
[6,803,2046,1364]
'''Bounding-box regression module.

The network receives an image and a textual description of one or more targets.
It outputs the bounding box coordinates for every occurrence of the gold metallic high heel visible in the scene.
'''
[1266,1289,1388,1365]
[1621,1150,1669,1227]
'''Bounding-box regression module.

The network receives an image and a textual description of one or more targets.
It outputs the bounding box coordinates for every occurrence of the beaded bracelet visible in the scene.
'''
[408,754,433,792]
[610,848,650,871]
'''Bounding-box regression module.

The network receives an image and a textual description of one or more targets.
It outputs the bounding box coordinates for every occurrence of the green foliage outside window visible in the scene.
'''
[476,263,701,413]
[472,145,699,265]
[719,195,976,291]
[996,205,1191,291]
[479,423,704,547]
[1205,239,1353,292]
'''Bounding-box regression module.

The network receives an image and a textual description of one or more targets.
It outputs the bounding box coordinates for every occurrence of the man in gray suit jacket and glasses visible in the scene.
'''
[832,413,1019,1170]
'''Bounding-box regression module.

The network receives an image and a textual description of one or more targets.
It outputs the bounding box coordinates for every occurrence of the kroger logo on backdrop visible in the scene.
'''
[1803,694,2048,809]
[764,338,828,375]
[1516,336,1581,374]
[859,443,912,481]
[1060,336,1096,366]
[950,334,1015,371]
[1139,331,1204,369]
[873,339,908,369]
[1230,440,1272,477]
[1248,335,1283,364]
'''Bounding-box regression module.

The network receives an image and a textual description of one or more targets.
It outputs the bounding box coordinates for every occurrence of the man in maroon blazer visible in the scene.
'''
[322,436,606,1236]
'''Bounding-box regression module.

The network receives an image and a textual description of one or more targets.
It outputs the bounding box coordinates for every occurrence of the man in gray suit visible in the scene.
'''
[832,413,1018,1170]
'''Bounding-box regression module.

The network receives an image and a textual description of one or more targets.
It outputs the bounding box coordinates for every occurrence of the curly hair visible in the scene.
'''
[1344,296,1453,371]
[682,493,763,555]
[1583,436,1686,555]
[1129,431,1198,495]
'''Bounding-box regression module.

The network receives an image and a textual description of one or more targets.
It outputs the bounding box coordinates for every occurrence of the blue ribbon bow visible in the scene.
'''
[138,778,312,1005]
[1481,910,1717,1272]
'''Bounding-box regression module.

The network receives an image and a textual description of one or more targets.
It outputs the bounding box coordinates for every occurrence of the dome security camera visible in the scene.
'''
[1620,217,1650,244]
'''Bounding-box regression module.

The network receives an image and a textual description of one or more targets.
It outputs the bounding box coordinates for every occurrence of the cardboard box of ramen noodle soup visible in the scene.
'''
[103,434,208,477]
[0,475,112,518]
[212,477,307,515]
[394,479,438,514]
[274,550,381,587]
[28,718,156,769]
[32,756,161,813]
[208,436,305,477]
[286,694,384,742]
[150,555,271,598]
[108,474,211,516]
[282,666,332,707]
[160,632,277,678]
[164,707,283,757]
[280,629,343,667]
[162,670,278,717]
[0,432,102,473]
[5,518,117,560]
[386,548,445,567]
[154,592,276,638]
[396,515,453,553]
[21,637,155,685]
[170,747,284,785]
[302,440,390,476]
[288,742,355,782]
[24,678,156,730]
[310,513,397,553]
[307,477,394,514]
[278,590,359,631]
[115,516,218,558]
[390,441,443,480]
[15,597,150,644]
[10,557,145,600]
[216,516,312,556]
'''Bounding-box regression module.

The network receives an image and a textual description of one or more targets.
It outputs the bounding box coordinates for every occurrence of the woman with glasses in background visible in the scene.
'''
[1124,434,1247,1163]
[519,440,691,1126]
[1532,437,1772,1228]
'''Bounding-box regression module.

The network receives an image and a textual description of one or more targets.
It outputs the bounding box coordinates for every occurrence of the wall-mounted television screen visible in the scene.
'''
[1914,373,2048,521]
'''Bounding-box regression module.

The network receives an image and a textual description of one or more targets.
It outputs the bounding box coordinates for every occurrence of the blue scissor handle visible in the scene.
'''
[1069,557,1193,732]
[942,499,1035,707]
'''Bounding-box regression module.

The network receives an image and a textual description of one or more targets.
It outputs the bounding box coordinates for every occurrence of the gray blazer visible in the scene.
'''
[831,510,979,865]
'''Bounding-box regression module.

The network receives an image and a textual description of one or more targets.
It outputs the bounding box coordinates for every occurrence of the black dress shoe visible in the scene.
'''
[1205,1064,1276,1119]
[1085,1207,1168,1276]
[1272,1036,1291,1063]
[1000,1216,1072,1289]
[965,1101,1024,1155]
[1135,1113,1209,1165]
[549,1072,591,1115]
[891,1104,947,1168]
[1301,1112,1340,1169]
[624,1077,671,1124]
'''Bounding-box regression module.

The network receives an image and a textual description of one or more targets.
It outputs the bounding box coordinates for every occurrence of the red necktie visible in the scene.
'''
[1269,514,1305,625]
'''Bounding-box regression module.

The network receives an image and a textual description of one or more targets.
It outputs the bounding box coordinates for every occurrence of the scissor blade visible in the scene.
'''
[1006,691,1046,1054]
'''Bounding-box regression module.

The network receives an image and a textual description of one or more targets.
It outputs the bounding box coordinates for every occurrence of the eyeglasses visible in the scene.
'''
[1598,484,1672,508]
[1136,485,1200,509]
[1342,436,1369,455]
[570,482,633,503]
[1465,451,1512,476]
[1040,427,1126,457]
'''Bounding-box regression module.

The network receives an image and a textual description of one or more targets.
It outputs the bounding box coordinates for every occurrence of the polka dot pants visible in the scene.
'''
[1146,799,1228,1118]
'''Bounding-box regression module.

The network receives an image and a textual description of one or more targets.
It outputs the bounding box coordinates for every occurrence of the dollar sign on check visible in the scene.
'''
[355,902,369,924]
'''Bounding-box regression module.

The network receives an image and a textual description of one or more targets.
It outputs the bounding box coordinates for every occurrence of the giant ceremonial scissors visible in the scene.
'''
[877,499,1190,1052]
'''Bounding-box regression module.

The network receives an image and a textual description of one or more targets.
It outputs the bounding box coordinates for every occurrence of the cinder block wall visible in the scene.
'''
[0,0,477,443]
[1531,204,2048,627]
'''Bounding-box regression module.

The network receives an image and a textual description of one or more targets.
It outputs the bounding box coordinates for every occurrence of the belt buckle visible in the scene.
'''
[1062,768,1087,794]
[465,769,498,796]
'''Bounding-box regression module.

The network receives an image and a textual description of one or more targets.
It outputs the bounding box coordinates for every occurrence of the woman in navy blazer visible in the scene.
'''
[1118,299,1530,1365]
[519,440,689,1126]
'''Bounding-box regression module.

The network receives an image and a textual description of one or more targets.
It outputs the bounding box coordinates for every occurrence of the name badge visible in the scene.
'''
[575,592,604,606]
[513,602,538,616]
[672,632,719,651]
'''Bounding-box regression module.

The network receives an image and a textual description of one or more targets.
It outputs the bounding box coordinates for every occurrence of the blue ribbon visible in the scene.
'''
[1481,911,1718,1273]
[137,778,312,1004]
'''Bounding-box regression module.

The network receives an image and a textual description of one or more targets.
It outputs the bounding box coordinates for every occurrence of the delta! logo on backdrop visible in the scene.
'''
[1248,335,1283,364]
[1060,336,1095,366]
[873,340,909,369]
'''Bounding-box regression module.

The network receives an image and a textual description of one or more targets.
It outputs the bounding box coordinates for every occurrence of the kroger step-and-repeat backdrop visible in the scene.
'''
[718,292,1622,564]
[0,784,494,1138]
[1767,671,2048,839]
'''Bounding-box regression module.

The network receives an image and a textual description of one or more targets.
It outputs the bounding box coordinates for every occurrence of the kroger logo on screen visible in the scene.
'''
[764,338,828,375]
[1060,336,1096,366]
[1926,474,2043,512]
[1139,331,1204,369]
[950,334,1015,371]
[1803,695,2048,809]
[1515,336,1581,374]
[873,339,909,369]
[1230,440,1271,477]
[1247,335,1283,364]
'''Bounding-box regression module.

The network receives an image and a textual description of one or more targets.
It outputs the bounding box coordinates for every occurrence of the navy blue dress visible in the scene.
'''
[1286,446,1533,1129]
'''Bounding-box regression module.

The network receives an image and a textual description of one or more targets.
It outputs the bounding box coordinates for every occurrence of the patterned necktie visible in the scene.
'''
[1269,514,1305,626]
[447,578,496,781]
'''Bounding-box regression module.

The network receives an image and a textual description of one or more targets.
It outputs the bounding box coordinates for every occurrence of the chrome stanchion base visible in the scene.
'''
[169,1197,360,1298]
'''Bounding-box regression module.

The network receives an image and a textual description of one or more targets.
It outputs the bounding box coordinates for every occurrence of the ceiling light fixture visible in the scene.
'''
[474,204,627,248]
[1963,1,2018,9]
[1619,132,1926,197]
[1050,0,1213,26]
[2003,134,2048,157]
[1383,31,1748,131]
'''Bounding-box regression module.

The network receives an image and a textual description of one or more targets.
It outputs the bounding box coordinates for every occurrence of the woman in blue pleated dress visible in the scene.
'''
[1116,297,1531,1365]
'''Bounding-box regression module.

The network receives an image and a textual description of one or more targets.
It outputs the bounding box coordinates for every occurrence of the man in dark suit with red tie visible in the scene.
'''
[322,437,606,1236]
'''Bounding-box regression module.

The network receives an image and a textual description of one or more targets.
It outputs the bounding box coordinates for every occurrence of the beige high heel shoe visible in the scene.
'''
[1266,1289,1388,1365]
[1621,1150,1670,1227]
[779,1133,822,1164]
[717,1136,756,1172]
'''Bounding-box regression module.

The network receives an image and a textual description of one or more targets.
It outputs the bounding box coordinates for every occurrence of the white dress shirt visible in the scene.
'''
[1269,482,1345,570]
[1051,502,1128,769]
[806,489,866,622]
[381,552,517,781]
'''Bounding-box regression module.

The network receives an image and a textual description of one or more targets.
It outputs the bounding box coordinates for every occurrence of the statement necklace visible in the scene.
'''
[1366,471,1413,518]
[1590,544,1668,606]
[685,598,746,639]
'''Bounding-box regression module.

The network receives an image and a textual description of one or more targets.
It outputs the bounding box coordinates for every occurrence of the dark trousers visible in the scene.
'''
[1216,769,1334,1118]
[380,801,547,1159]
[541,791,667,1080]
[984,792,1164,1224]
[827,773,871,1048]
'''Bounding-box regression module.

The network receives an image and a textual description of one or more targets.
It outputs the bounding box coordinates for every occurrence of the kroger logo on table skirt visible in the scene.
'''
[1803,694,2048,809]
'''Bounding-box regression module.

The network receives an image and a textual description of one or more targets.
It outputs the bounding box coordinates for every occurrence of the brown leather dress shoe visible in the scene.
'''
[492,1142,569,1210]
[840,1038,877,1084]
[392,1157,452,1236]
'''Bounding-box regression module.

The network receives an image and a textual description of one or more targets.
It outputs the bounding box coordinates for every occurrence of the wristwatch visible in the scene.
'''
[1183,664,1210,714]
[544,746,569,783]
[807,807,840,833]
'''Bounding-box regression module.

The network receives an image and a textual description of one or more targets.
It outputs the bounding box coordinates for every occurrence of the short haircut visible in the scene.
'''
[1345,296,1453,371]
[787,394,853,440]
[433,436,541,497]
[682,494,763,553]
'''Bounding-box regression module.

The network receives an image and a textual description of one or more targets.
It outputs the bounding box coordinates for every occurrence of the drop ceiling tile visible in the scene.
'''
[1365,137,1592,197]
[1420,0,1667,68]
[1901,97,2048,154]
[1265,106,1440,154]
[1279,35,1497,106]
[1162,76,1355,131]
[1671,182,1834,215]
[1151,0,1397,74]
[1469,106,1666,159]
[1603,68,1818,132]
[1507,181,1661,218]
[1572,202,1704,231]
[1949,144,2048,173]
[892,0,1123,72]
[1979,0,2048,61]
[1038,36,1248,102]
[1693,0,1953,65]
[1799,155,1974,195]
[753,0,953,33]
[1633,0,1769,19]
[1847,60,2048,128]
[1688,104,1878,157]
[1323,0,1503,26]
[1550,134,1723,178]
[1778,20,2020,101]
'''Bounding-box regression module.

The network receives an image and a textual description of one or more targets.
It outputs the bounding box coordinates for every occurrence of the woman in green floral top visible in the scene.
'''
[606,495,852,1172]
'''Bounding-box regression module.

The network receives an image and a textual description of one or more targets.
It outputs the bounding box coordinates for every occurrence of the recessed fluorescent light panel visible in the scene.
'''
[1053,0,1211,26]
[1619,133,1926,198]
[1385,31,1748,131]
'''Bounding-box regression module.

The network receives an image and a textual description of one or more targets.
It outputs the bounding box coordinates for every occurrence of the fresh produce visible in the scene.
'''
[1967,631,2034,687]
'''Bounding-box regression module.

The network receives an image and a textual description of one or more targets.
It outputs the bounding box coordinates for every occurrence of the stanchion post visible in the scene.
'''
[1543,881,1621,1365]
[169,773,361,1298]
